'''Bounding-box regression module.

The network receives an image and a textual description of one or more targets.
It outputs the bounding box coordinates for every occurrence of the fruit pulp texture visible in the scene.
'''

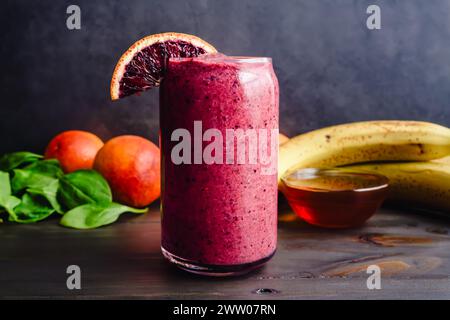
[120,40,208,98]
[281,172,388,228]
[160,55,279,265]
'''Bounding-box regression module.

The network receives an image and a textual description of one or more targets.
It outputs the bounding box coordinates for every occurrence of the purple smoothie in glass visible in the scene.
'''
[160,54,279,276]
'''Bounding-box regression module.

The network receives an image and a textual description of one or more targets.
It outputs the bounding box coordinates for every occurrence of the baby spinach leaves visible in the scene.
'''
[59,170,112,210]
[0,171,21,216]
[28,180,62,214]
[0,152,147,229]
[1,159,60,222]
[22,159,63,177]
[11,159,64,214]
[58,170,145,229]
[0,152,43,172]
[12,168,59,193]
[61,203,146,229]
[11,193,55,223]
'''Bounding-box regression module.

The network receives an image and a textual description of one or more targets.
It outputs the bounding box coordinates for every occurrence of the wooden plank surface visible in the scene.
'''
[1,200,450,300]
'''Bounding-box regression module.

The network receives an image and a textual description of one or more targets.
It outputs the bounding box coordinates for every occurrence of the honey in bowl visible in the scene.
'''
[280,168,389,228]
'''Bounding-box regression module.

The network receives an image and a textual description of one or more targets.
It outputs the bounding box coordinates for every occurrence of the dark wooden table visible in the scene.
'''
[1,201,450,300]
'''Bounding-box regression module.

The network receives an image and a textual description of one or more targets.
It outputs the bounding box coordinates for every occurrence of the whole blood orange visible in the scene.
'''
[110,32,217,100]
[44,130,104,173]
[94,135,160,207]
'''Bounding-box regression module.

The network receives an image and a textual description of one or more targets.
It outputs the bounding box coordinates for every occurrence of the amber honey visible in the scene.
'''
[280,168,389,228]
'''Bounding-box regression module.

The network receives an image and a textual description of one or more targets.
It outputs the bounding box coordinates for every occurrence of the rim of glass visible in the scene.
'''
[169,54,272,64]
[281,168,389,193]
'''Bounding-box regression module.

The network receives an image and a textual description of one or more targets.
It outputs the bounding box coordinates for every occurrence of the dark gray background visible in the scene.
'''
[1,0,449,154]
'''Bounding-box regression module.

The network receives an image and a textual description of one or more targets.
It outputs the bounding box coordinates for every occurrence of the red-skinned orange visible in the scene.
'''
[44,130,104,173]
[94,135,160,207]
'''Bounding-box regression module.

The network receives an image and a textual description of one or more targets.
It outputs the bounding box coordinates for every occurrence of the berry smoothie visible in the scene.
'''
[160,54,279,275]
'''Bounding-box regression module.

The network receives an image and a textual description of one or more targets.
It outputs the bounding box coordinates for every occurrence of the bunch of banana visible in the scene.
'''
[278,120,450,212]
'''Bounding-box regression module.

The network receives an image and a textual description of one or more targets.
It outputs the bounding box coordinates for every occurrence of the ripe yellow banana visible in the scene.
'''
[434,155,450,164]
[345,162,450,212]
[279,133,290,145]
[278,121,450,182]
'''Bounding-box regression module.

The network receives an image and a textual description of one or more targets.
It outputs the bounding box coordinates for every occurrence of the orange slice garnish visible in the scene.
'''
[110,32,217,100]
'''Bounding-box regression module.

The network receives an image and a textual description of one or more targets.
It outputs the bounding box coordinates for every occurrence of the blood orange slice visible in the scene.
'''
[110,32,217,100]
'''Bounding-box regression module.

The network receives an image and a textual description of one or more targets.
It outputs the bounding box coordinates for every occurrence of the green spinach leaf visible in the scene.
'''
[60,203,146,229]
[59,170,112,210]
[12,169,58,194]
[0,152,43,171]
[0,171,12,198]
[10,193,54,223]
[27,179,63,214]
[0,195,21,217]
[8,160,63,213]
[22,159,63,178]
[0,171,21,215]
